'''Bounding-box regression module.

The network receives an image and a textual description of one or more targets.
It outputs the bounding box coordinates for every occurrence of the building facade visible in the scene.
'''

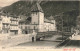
[0,13,19,35]
[10,16,19,35]
[0,3,57,35]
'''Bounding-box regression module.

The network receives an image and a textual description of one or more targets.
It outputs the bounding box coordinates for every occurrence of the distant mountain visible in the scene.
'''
[1,1,79,16]
[1,1,79,31]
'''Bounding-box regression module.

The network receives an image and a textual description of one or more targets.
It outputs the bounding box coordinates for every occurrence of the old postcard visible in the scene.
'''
[0,0,80,51]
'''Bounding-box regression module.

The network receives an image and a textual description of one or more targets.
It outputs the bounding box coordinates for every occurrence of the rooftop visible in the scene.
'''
[31,2,43,12]
[44,18,54,24]
[48,15,54,20]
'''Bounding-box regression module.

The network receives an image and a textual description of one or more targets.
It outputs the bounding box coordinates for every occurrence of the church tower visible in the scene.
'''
[31,3,44,25]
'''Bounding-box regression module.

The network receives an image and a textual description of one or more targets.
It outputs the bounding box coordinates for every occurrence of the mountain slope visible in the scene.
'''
[1,1,79,16]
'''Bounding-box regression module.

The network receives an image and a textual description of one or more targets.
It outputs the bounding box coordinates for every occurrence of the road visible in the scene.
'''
[14,34,66,48]
[11,34,68,49]
[14,40,60,48]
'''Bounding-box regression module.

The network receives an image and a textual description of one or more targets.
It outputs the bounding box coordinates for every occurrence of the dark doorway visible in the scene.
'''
[25,31,28,34]
[32,37,34,42]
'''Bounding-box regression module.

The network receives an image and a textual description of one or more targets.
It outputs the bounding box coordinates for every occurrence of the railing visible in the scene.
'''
[10,27,18,30]
[10,18,18,21]
[36,31,57,39]
[2,21,10,23]
[10,23,18,25]
[2,27,10,30]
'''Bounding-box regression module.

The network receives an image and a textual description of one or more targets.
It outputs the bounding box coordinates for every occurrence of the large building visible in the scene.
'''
[10,16,19,35]
[30,3,57,32]
[0,12,19,35]
[19,3,57,34]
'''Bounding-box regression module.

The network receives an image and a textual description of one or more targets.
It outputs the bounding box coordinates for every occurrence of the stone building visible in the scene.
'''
[30,3,57,32]
[19,3,57,33]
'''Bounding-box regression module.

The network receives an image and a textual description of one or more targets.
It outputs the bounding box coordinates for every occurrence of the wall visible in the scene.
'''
[39,12,44,24]
[42,22,57,32]
[31,12,39,24]
[0,33,37,47]
[0,19,2,33]
[38,24,44,32]
[31,12,44,25]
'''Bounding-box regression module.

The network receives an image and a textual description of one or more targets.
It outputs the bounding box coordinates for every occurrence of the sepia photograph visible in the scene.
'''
[0,0,80,51]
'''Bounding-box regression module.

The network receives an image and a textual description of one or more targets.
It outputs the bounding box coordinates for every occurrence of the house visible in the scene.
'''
[0,12,19,35]
[0,13,11,34]
[10,16,19,35]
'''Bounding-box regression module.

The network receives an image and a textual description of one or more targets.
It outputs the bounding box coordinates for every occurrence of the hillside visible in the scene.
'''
[1,1,79,16]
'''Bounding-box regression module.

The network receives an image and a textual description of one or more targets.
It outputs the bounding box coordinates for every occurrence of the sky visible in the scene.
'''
[0,0,19,7]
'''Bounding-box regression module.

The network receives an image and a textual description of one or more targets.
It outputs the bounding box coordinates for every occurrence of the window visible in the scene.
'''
[3,30,8,33]
[32,14,34,16]
[7,30,8,33]
[16,21,18,24]
[34,26,36,30]
[11,21,12,23]
[36,12,37,15]
[21,26,22,29]
[20,17,21,19]
[0,21,1,24]
[25,27,27,29]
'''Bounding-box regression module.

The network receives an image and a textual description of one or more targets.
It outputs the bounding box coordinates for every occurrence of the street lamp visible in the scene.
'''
[61,14,64,42]
[59,12,64,41]
[55,12,64,41]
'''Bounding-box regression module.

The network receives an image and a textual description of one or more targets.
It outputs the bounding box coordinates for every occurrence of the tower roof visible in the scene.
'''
[31,3,43,12]
[49,15,54,20]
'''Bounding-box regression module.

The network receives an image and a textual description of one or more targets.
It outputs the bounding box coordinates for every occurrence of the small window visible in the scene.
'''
[11,21,12,23]
[21,26,22,29]
[7,30,8,33]
[36,12,37,15]
[32,14,34,16]
[0,21,1,24]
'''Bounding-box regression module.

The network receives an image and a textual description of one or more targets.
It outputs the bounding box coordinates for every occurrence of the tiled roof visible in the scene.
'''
[19,19,26,23]
[49,15,54,20]
[44,18,54,24]
[19,17,31,24]
[31,3,43,12]
[44,18,50,22]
